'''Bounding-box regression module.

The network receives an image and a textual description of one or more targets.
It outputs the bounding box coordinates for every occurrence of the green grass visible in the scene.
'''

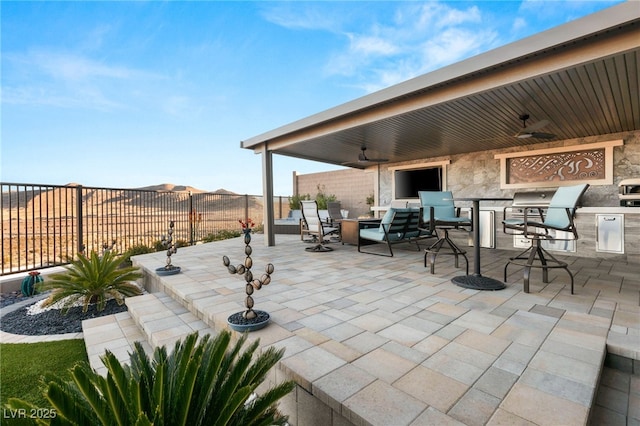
[0,340,88,408]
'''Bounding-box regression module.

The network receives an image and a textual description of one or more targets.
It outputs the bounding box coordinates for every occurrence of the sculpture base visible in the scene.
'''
[227,310,270,332]
[155,266,181,276]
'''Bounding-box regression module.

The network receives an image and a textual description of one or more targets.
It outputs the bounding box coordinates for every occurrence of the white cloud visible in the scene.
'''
[26,50,147,82]
[320,2,500,92]
[2,50,163,111]
[420,27,497,71]
[349,34,398,57]
[411,2,482,30]
[2,82,123,110]
[162,95,195,117]
[512,17,528,33]
[260,3,342,32]
[80,23,116,52]
[517,0,622,23]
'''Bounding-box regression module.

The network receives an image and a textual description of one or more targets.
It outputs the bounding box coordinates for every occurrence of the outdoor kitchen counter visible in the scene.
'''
[578,206,640,214]
[486,205,640,259]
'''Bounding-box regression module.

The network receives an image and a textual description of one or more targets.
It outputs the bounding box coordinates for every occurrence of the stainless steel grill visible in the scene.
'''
[510,190,556,215]
[506,190,557,249]
[619,178,640,207]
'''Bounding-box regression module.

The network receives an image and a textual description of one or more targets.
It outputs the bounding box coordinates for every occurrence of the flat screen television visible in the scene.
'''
[394,167,442,199]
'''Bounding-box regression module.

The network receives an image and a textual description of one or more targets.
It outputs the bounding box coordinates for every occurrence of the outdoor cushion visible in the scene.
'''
[360,228,388,241]
[543,184,588,229]
[379,207,416,233]
[360,228,411,242]
[358,206,431,257]
[419,191,456,222]
[379,207,396,232]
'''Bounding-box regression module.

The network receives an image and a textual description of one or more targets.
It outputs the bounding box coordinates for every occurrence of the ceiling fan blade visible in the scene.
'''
[530,131,556,139]
[357,146,388,163]
[514,130,532,139]
[341,161,366,168]
[521,119,550,133]
[514,117,553,138]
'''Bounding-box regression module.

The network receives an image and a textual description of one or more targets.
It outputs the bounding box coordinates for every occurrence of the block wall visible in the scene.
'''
[294,169,374,219]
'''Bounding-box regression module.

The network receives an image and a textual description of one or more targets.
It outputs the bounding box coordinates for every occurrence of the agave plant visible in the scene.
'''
[40,250,143,313]
[6,331,295,426]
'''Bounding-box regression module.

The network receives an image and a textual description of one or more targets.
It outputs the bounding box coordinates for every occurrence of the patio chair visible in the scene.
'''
[326,201,344,240]
[358,207,432,257]
[300,200,339,252]
[419,191,471,274]
[502,183,589,294]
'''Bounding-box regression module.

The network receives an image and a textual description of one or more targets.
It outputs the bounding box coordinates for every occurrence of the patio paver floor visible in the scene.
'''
[3,234,638,425]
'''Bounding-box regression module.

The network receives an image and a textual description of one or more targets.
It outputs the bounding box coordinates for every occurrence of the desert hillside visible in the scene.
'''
[2,183,269,273]
[137,183,210,193]
[2,183,261,219]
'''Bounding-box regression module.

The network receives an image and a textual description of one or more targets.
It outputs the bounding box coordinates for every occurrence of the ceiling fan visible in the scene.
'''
[514,114,556,139]
[342,146,389,166]
[356,146,388,163]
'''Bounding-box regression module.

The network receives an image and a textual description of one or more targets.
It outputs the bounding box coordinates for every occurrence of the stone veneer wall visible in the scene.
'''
[294,130,640,258]
[295,131,639,213]
[375,131,640,207]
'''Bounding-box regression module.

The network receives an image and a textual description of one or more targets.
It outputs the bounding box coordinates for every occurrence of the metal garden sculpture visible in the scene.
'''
[222,218,274,331]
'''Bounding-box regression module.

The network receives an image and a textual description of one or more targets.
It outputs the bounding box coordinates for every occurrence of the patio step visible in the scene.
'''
[127,292,215,349]
[82,292,216,375]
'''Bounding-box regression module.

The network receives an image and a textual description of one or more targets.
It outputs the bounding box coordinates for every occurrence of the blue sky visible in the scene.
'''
[1,1,624,195]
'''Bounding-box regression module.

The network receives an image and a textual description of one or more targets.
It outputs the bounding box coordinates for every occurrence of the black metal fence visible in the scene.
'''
[1,183,292,276]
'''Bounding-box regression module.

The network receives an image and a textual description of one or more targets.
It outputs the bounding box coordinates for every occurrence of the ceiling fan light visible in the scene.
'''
[516,133,532,139]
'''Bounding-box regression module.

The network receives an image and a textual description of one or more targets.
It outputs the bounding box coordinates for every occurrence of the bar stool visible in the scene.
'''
[419,191,471,274]
[502,183,589,294]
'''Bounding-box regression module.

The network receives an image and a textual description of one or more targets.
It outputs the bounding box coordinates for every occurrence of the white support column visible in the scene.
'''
[261,144,275,246]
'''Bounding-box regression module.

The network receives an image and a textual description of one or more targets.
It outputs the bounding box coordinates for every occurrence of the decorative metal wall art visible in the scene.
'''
[495,140,623,189]
[507,149,605,184]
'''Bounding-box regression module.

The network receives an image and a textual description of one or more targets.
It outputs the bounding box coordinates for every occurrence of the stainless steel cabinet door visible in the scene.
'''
[596,214,624,254]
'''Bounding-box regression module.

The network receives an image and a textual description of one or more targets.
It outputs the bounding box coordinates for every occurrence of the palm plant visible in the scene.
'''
[40,250,143,313]
[6,331,295,425]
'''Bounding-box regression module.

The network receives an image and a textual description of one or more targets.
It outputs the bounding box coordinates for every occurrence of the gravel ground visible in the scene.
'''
[0,291,37,309]
[0,292,128,335]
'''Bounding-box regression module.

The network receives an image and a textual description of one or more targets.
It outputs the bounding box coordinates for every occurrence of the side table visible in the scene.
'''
[341,218,380,245]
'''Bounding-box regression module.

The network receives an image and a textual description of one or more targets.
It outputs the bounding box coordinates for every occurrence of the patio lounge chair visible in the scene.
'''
[502,183,589,294]
[300,200,339,251]
[326,201,344,240]
[327,201,344,222]
[419,191,472,274]
[358,207,432,257]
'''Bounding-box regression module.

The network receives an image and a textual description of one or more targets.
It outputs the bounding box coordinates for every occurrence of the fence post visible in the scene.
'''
[76,185,84,254]
[188,191,194,246]
[244,195,249,224]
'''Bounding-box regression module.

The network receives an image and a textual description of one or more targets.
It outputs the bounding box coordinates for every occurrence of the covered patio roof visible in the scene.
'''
[242,2,639,168]
[242,2,640,245]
